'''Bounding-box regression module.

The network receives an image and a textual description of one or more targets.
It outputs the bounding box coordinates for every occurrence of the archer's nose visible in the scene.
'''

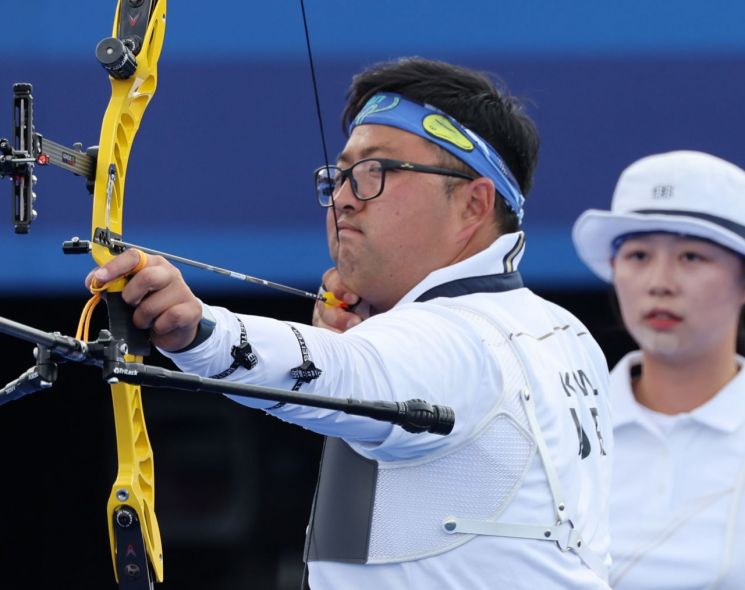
[646,256,678,296]
[332,178,362,212]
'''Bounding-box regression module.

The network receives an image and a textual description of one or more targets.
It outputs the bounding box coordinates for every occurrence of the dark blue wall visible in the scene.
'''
[0,3,743,587]
[2,1,744,294]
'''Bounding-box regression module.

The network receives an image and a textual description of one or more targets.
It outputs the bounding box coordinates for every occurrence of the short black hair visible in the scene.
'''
[342,57,540,232]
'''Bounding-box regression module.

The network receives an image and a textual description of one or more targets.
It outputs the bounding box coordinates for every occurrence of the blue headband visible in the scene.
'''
[349,93,525,222]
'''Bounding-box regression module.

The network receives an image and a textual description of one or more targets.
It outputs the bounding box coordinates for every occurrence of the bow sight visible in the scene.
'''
[0,83,96,233]
[0,0,157,234]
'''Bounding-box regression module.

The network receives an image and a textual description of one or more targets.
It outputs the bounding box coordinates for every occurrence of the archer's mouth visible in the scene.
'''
[643,309,683,330]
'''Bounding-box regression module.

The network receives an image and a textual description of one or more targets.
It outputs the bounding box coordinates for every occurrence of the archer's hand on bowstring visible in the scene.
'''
[312,267,367,332]
[86,249,202,352]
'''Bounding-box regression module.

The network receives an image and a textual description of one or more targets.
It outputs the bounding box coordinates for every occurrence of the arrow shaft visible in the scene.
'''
[109,237,325,302]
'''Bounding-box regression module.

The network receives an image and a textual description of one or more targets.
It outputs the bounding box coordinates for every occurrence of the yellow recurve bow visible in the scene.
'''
[89,0,167,586]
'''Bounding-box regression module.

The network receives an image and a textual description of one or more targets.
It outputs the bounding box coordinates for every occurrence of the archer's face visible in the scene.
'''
[612,233,745,363]
[326,125,468,312]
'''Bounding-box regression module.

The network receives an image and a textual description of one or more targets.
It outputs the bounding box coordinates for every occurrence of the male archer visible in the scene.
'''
[90,57,613,589]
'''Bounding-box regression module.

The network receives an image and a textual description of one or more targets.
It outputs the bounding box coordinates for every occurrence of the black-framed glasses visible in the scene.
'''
[314,158,476,207]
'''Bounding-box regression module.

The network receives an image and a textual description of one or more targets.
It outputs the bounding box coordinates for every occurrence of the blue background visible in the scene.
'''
[0,3,743,588]
[2,0,744,295]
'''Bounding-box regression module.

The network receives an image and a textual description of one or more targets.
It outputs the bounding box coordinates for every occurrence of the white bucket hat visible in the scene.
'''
[572,150,745,282]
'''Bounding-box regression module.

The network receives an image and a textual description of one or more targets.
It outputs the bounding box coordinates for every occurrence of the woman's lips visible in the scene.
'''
[643,309,683,330]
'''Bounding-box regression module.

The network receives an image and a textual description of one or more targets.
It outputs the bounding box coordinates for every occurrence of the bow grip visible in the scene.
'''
[103,291,151,357]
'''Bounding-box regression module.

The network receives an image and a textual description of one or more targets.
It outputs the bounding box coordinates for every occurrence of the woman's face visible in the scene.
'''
[612,233,745,363]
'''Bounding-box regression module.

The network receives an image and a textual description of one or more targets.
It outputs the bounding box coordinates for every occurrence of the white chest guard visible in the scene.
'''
[304,301,607,579]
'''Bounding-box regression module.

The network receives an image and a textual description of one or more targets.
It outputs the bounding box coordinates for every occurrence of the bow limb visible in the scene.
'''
[91,0,167,585]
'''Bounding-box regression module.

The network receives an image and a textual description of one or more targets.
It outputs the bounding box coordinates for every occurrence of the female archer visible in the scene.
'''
[573,150,745,589]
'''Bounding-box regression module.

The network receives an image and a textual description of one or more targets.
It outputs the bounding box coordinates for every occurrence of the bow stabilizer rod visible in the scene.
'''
[0,314,455,432]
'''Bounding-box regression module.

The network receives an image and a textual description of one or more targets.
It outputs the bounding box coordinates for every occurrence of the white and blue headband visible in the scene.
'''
[349,92,526,222]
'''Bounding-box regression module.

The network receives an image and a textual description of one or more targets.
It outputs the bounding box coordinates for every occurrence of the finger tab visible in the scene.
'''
[322,291,349,309]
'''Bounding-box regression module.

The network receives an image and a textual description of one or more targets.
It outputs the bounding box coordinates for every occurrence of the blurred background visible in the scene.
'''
[0,1,743,588]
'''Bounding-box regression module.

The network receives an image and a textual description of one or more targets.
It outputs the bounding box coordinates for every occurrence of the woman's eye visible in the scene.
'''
[624,250,647,261]
[682,252,704,262]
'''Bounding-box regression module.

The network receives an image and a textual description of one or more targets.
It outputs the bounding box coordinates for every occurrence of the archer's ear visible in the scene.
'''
[454,177,497,243]
[461,177,496,225]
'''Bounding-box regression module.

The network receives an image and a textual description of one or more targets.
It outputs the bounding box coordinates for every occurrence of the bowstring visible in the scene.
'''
[299,0,340,242]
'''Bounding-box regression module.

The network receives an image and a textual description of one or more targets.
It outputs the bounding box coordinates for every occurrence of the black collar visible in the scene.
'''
[415,271,524,302]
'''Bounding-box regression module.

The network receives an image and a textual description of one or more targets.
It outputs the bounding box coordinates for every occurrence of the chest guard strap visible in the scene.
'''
[441,380,608,579]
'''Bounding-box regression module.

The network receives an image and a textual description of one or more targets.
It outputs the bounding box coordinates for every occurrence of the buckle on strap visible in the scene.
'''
[442,516,580,549]
[442,516,607,579]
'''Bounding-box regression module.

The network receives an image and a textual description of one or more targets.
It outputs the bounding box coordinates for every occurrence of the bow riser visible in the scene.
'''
[107,381,162,584]
[92,0,167,585]
[91,1,166,270]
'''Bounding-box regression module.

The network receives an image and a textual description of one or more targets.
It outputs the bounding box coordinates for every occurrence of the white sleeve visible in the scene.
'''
[161,303,498,460]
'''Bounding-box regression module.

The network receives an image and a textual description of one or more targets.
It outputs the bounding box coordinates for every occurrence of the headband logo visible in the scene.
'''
[422,114,474,151]
[354,95,400,126]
